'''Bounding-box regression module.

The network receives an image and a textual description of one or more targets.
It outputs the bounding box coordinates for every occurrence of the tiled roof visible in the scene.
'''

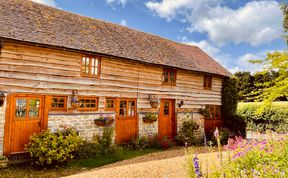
[0,0,231,76]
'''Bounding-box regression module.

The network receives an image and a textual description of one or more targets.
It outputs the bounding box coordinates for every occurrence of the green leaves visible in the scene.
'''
[25,129,83,167]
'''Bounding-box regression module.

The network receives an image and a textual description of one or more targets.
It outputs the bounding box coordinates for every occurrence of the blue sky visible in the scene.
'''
[33,0,287,73]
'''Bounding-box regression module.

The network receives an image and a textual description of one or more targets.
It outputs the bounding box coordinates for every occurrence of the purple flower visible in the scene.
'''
[193,154,202,178]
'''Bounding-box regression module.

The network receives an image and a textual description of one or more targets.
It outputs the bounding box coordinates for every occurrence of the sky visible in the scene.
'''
[32,0,287,73]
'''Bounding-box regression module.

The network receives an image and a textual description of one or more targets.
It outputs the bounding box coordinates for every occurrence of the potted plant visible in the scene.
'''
[0,156,8,169]
[94,116,114,126]
[143,112,158,123]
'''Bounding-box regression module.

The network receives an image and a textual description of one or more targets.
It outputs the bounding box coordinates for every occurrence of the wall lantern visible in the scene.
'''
[149,94,159,108]
[0,92,5,107]
[178,100,184,108]
[71,90,79,109]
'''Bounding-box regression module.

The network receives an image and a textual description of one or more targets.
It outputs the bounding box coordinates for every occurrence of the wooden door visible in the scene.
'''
[115,98,138,144]
[9,95,45,154]
[158,99,176,139]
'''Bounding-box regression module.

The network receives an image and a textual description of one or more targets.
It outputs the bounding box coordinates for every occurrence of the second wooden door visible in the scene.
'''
[115,98,138,144]
[158,99,176,139]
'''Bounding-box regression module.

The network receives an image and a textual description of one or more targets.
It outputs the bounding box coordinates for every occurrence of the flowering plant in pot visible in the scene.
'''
[94,116,114,126]
[143,112,158,123]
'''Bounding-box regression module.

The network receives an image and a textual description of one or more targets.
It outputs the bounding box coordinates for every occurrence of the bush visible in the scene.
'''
[176,120,203,146]
[25,128,83,167]
[77,128,118,159]
[222,77,247,137]
[237,102,288,133]
[123,134,161,150]
[209,128,230,146]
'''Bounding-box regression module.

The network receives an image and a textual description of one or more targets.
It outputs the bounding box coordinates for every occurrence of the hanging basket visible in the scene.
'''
[142,112,158,123]
[94,117,114,126]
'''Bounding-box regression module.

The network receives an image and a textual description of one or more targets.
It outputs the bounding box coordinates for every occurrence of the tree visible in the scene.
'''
[251,52,288,108]
[281,3,288,44]
[234,71,254,101]
[248,3,288,108]
[281,3,288,32]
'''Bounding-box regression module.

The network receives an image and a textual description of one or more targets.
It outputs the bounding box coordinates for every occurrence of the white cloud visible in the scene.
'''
[146,0,282,46]
[120,19,128,26]
[106,0,129,7]
[180,37,272,73]
[234,52,266,73]
[31,0,56,7]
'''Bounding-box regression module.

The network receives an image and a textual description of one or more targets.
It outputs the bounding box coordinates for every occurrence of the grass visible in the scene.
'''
[68,148,160,168]
[0,148,161,178]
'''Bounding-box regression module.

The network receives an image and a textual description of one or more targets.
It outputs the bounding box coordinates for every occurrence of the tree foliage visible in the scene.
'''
[281,3,288,32]
[250,52,288,109]
[233,71,282,102]
[221,77,246,136]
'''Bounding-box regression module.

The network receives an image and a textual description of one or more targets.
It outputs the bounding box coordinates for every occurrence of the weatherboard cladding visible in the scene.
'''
[0,0,230,76]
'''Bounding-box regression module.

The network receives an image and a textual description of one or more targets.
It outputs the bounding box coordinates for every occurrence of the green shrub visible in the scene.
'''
[25,128,83,167]
[237,102,288,133]
[210,127,230,146]
[77,128,118,159]
[176,120,203,146]
[123,134,161,150]
[221,77,247,137]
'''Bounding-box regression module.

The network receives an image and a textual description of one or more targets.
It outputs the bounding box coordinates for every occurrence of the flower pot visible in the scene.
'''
[150,101,158,108]
[143,117,157,123]
[94,117,114,126]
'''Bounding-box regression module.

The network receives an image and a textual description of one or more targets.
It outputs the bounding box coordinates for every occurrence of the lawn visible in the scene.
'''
[0,148,161,178]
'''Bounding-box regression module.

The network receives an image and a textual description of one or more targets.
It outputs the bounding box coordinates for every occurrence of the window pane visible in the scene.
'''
[170,71,175,83]
[91,58,95,75]
[29,99,40,118]
[15,98,27,118]
[82,57,86,73]
[128,101,135,116]
[164,102,169,115]
[85,58,90,74]
[106,99,115,109]
[163,71,168,83]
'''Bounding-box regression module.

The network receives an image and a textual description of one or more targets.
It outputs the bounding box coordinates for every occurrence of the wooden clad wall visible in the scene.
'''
[0,42,222,112]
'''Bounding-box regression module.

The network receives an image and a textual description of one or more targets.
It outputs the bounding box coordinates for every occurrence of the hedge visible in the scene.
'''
[237,102,288,133]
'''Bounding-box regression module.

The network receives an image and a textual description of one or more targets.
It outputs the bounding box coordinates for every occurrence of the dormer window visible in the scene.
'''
[81,56,100,77]
[162,68,176,85]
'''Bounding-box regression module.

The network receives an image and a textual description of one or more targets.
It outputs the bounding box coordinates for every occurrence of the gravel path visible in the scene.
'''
[65,155,187,178]
[64,147,218,178]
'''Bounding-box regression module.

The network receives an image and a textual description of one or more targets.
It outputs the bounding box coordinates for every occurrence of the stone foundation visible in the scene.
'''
[0,95,6,156]
[48,112,116,141]
[138,112,158,137]
[177,112,205,139]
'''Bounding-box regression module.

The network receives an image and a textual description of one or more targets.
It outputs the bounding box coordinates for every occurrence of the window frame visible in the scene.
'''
[80,55,101,78]
[205,105,221,119]
[162,67,177,86]
[77,96,98,111]
[105,97,116,111]
[116,98,137,119]
[50,96,67,111]
[203,75,212,90]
